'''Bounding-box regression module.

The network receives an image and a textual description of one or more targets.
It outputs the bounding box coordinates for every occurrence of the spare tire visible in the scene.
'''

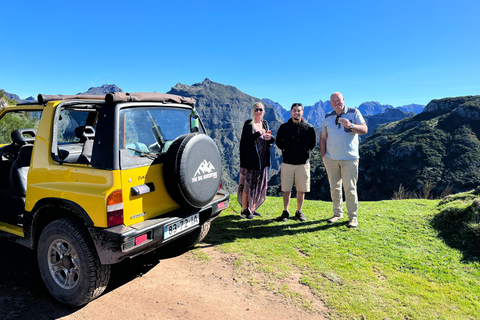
[163,133,222,208]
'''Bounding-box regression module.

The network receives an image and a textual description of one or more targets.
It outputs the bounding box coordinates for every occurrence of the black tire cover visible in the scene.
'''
[163,133,222,208]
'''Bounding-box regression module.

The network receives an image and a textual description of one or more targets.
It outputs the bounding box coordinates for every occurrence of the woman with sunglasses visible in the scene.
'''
[238,102,275,219]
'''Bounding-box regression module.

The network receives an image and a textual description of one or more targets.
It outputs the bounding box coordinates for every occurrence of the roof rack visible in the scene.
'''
[105,92,195,106]
[37,92,196,107]
[37,94,105,105]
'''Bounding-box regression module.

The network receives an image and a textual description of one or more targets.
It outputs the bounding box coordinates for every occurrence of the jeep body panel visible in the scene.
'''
[120,164,181,225]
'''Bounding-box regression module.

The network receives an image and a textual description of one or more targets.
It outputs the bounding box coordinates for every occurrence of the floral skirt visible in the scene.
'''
[237,167,268,213]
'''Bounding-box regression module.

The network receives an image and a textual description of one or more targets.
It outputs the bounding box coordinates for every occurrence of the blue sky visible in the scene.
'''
[1,0,479,109]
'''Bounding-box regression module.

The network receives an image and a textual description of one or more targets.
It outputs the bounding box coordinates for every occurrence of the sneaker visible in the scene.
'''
[348,217,358,228]
[277,210,290,222]
[240,209,248,219]
[295,210,306,222]
[241,209,255,219]
[253,211,262,217]
[327,216,343,223]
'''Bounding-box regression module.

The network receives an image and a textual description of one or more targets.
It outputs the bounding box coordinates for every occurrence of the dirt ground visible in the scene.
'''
[0,240,329,320]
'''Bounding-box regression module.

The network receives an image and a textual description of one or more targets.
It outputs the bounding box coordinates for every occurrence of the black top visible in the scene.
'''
[276,118,316,165]
[239,119,275,170]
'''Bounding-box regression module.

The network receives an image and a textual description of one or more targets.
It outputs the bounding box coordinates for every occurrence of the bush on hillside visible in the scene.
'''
[431,189,480,261]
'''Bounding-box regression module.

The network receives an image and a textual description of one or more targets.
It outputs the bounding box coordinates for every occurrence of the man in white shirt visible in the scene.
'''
[320,92,368,228]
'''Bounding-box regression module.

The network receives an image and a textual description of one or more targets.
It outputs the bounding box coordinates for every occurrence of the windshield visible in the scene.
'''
[119,107,200,157]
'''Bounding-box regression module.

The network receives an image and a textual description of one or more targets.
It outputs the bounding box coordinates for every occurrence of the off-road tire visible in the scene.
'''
[37,218,111,307]
[163,133,222,208]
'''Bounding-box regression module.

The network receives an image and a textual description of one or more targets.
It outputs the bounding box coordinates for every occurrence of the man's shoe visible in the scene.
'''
[253,211,262,217]
[277,210,290,222]
[295,210,306,222]
[327,216,343,223]
[348,218,358,228]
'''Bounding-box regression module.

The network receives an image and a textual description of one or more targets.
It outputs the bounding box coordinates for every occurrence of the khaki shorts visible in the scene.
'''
[281,162,310,192]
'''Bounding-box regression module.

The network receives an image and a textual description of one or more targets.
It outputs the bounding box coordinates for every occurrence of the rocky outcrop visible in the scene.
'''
[423,96,480,116]
[0,97,7,109]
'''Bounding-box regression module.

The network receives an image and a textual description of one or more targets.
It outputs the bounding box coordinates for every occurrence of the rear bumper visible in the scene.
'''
[89,190,229,264]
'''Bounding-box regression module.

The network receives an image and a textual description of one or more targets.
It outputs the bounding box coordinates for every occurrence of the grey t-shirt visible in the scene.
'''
[321,107,365,160]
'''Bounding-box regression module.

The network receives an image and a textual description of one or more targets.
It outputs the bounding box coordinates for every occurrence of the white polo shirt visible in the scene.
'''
[321,107,365,160]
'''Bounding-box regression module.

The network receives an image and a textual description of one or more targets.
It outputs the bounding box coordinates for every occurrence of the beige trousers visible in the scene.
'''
[323,157,359,219]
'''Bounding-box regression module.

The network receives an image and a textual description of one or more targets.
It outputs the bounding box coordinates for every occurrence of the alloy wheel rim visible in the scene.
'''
[47,239,80,289]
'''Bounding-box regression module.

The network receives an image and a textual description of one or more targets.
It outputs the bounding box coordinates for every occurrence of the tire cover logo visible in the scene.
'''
[192,159,217,183]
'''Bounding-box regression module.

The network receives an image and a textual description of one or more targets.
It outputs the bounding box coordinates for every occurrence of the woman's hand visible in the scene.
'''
[264,130,272,140]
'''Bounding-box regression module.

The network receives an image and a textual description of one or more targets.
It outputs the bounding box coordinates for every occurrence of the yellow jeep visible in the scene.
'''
[0,92,229,306]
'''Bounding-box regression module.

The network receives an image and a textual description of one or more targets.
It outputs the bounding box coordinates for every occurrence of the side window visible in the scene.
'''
[0,110,42,145]
[53,108,98,163]
[56,110,90,143]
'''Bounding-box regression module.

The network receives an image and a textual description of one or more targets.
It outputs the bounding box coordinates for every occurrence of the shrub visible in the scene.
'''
[432,190,480,260]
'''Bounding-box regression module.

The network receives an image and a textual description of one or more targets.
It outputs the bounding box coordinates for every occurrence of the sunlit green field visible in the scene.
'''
[203,192,480,319]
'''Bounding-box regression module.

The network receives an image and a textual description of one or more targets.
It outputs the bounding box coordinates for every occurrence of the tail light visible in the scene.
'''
[107,189,124,227]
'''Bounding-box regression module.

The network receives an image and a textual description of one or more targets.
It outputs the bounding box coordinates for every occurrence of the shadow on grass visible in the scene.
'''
[204,213,351,245]
[431,201,480,263]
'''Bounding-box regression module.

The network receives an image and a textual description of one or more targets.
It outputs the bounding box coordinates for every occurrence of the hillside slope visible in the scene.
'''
[358,95,480,200]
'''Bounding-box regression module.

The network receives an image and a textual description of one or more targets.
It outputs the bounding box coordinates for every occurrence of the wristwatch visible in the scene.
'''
[350,124,354,129]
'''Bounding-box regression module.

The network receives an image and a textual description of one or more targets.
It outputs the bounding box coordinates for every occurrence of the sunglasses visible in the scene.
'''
[335,114,341,125]
[255,108,264,112]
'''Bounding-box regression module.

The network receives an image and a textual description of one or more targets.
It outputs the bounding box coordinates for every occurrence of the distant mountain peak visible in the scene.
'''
[77,84,123,95]
[358,102,393,116]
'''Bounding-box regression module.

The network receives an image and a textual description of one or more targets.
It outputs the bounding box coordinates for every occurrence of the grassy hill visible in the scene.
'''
[203,191,480,319]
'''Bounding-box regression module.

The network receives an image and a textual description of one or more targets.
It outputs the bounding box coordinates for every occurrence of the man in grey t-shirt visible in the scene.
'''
[320,92,368,228]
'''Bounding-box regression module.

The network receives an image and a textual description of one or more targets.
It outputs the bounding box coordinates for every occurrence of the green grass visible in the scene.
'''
[203,193,480,319]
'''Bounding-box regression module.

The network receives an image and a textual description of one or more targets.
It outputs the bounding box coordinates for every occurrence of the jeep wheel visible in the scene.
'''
[170,221,211,252]
[163,133,222,208]
[37,218,111,307]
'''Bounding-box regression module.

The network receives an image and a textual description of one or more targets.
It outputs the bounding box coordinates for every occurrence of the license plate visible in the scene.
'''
[164,213,199,240]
